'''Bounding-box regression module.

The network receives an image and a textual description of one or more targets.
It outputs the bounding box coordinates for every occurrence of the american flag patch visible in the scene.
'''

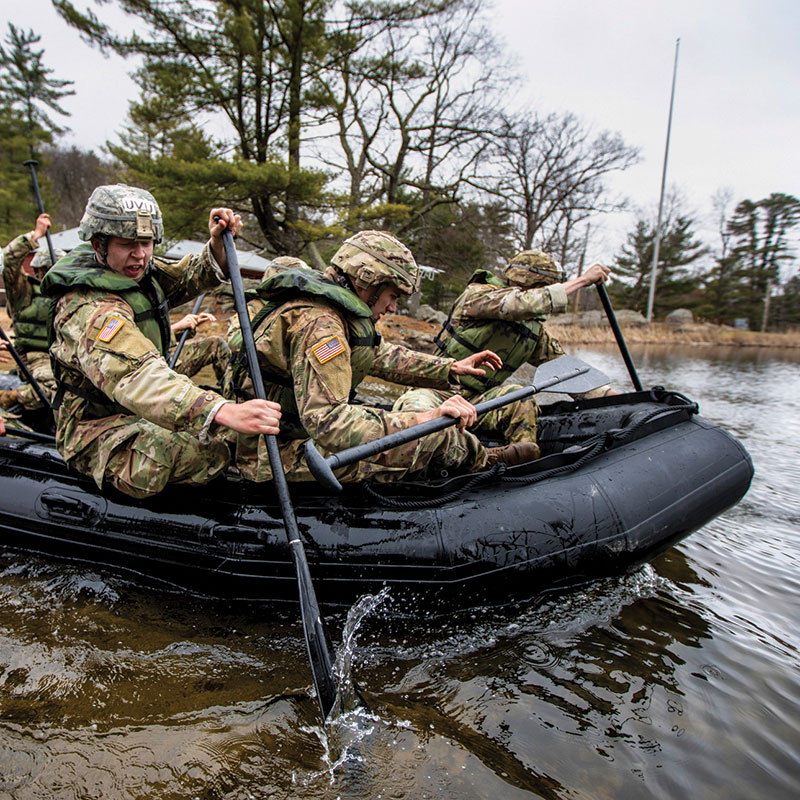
[96,316,126,343]
[311,335,345,364]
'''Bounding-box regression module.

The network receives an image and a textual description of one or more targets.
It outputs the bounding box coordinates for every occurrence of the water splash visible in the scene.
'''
[300,587,391,784]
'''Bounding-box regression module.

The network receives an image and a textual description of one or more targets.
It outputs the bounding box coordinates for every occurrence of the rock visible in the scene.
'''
[666,308,694,326]
[614,309,648,327]
[578,310,605,328]
[416,304,448,325]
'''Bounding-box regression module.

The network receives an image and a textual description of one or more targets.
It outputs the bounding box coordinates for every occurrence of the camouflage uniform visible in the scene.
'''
[231,237,488,483]
[400,251,605,445]
[0,233,59,409]
[173,333,231,385]
[41,186,233,499]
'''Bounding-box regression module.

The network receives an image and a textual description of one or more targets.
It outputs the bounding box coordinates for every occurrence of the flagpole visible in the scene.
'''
[646,38,680,323]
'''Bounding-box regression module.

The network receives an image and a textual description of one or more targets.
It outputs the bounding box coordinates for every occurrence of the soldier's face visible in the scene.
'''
[101,237,154,281]
[370,286,402,320]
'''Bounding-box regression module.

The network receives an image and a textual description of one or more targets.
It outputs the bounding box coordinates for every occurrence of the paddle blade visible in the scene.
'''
[533,355,610,395]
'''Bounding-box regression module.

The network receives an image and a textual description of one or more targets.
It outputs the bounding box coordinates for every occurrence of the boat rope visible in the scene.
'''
[362,463,507,509]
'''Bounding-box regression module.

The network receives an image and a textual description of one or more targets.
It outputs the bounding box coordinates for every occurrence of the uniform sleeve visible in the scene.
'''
[61,296,226,436]
[151,243,228,308]
[0,233,37,318]
[288,310,422,451]
[461,282,568,322]
[369,340,454,388]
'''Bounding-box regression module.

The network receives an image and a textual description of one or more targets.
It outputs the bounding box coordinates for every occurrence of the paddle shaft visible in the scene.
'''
[219,224,338,722]
[168,293,206,369]
[4,426,55,443]
[596,283,643,392]
[23,160,57,266]
[327,365,588,471]
[0,325,52,409]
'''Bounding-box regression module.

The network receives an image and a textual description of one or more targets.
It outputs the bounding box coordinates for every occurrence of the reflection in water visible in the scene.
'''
[1,346,800,798]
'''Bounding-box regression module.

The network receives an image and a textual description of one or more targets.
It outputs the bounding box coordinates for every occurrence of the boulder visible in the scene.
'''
[665,308,694,326]
[416,304,448,325]
[578,310,605,328]
[614,309,648,327]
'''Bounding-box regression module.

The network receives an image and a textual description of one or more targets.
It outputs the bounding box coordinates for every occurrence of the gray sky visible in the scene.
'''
[6,0,800,264]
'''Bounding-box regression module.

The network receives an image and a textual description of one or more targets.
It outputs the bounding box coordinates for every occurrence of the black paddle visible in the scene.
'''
[3,426,55,443]
[168,293,206,369]
[23,159,57,267]
[305,354,610,492]
[218,221,338,722]
[596,283,643,392]
[0,325,53,409]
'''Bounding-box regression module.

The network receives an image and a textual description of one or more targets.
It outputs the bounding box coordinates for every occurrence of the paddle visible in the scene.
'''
[218,222,339,722]
[0,325,53,410]
[23,159,57,267]
[168,293,206,369]
[305,354,610,492]
[596,283,643,391]
[3,426,55,443]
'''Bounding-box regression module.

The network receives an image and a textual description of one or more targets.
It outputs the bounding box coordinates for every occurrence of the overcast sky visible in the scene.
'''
[5,0,799,263]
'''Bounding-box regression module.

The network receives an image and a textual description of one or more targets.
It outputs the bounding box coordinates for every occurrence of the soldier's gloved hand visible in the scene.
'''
[415,394,478,433]
[213,399,281,435]
[450,349,503,379]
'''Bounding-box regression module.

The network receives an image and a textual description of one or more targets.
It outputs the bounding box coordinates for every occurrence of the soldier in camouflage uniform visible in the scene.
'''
[0,214,63,411]
[170,310,231,385]
[230,231,539,483]
[42,184,281,499]
[396,251,614,447]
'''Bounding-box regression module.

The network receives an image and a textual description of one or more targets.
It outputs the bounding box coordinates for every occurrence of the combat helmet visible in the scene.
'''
[270,255,312,271]
[331,231,421,297]
[30,247,66,274]
[78,184,164,244]
[504,250,565,288]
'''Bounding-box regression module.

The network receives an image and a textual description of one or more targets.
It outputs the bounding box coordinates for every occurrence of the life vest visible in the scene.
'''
[435,269,543,393]
[12,279,50,353]
[230,268,381,439]
[41,243,172,419]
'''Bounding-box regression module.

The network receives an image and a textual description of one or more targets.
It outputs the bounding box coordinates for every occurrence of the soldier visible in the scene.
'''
[397,250,614,448]
[230,230,539,484]
[170,310,231,386]
[0,213,63,411]
[41,184,281,499]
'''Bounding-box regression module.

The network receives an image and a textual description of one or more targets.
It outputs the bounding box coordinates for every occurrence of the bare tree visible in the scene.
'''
[469,111,639,261]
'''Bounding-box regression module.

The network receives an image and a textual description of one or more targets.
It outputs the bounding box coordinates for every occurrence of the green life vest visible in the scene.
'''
[231,268,381,439]
[41,242,173,419]
[13,278,51,353]
[435,269,543,393]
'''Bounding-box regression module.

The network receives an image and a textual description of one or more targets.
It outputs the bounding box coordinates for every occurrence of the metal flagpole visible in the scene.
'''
[646,38,680,323]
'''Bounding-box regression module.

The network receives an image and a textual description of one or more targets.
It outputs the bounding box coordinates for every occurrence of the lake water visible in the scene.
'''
[1,343,799,799]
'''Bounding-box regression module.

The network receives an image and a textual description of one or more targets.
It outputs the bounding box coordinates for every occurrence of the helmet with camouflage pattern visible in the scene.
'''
[78,184,164,244]
[270,255,311,271]
[331,230,421,296]
[31,247,66,272]
[504,250,565,288]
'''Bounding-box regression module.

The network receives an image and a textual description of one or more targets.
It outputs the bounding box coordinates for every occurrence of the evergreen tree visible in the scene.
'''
[726,193,800,331]
[612,215,707,317]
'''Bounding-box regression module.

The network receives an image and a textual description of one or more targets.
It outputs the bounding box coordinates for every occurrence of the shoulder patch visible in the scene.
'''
[311,335,345,364]
[96,316,126,343]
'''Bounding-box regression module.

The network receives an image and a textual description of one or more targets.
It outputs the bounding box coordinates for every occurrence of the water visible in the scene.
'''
[1,343,799,799]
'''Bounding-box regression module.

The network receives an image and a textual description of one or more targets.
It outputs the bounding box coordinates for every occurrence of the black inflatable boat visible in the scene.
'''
[0,387,753,605]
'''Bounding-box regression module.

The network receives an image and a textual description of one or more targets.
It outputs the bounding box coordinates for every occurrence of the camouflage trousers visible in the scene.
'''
[173,335,231,386]
[394,384,540,446]
[235,399,487,484]
[68,418,232,500]
[14,351,58,410]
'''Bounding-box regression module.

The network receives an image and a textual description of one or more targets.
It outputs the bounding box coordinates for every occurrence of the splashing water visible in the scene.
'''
[300,587,391,784]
